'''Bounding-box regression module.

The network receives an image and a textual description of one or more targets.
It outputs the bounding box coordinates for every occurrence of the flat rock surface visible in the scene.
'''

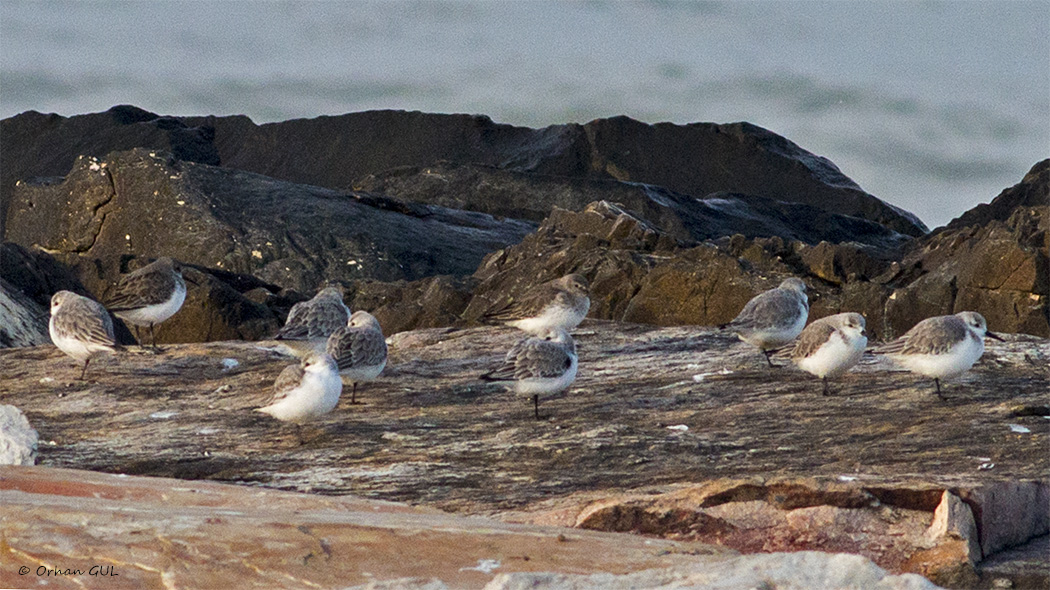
[0,322,1045,510]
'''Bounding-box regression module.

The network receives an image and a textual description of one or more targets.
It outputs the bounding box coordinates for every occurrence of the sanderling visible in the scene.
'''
[273,285,350,356]
[256,352,343,423]
[720,277,809,366]
[105,257,187,350]
[790,312,867,396]
[326,310,387,404]
[49,290,120,379]
[481,327,578,420]
[482,273,590,335]
[874,311,1003,400]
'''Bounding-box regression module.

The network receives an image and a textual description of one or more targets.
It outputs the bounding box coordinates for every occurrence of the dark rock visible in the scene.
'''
[0,106,218,228]
[3,108,928,240]
[0,242,87,308]
[885,204,1049,340]
[354,162,914,250]
[344,275,476,337]
[3,148,533,323]
[942,160,1049,231]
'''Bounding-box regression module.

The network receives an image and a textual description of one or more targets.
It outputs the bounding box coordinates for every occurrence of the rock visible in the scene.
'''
[484,552,941,590]
[976,534,1050,590]
[0,105,218,227]
[0,280,48,348]
[0,321,1045,587]
[2,107,929,239]
[355,162,914,251]
[943,159,1049,231]
[0,405,37,465]
[344,275,476,337]
[884,201,1049,339]
[3,149,533,341]
[0,465,733,589]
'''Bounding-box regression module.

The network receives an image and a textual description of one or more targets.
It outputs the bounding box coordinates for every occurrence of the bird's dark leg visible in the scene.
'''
[934,378,947,401]
[533,394,540,420]
[149,323,162,352]
[132,325,142,346]
[79,358,90,380]
[350,382,360,405]
[295,424,305,446]
[763,350,775,367]
[822,377,830,397]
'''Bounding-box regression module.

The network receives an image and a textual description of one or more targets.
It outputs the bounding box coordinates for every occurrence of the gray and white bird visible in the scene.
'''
[105,257,187,350]
[720,277,809,366]
[482,274,590,335]
[874,311,1003,400]
[49,290,120,379]
[256,352,343,423]
[325,310,387,404]
[789,312,868,396]
[273,285,350,357]
[481,327,578,420]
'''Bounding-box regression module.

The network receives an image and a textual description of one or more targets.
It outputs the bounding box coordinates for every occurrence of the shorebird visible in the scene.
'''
[326,310,387,404]
[49,290,120,379]
[273,285,350,357]
[481,327,578,420]
[105,257,187,350]
[481,273,590,335]
[256,353,343,424]
[720,277,809,367]
[874,311,1003,400]
[789,312,868,396]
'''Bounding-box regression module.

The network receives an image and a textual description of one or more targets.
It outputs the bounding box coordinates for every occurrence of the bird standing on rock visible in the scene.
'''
[326,310,387,404]
[789,312,868,396]
[49,290,121,379]
[273,285,350,357]
[481,327,578,420]
[874,311,1003,400]
[105,257,187,350]
[481,274,591,335]
[720,277,809,367]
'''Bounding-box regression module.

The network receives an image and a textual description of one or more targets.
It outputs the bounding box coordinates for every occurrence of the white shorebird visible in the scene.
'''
[720,277,809,366]
[875,311,1003,400]
[273,285,350,357]
[49,290,120,379]
[326,310,387,404]
[256,353,343,423]
[481,274,590,335]
[481,327,578,420]
[789,312,868,396]
[105,257,187,350]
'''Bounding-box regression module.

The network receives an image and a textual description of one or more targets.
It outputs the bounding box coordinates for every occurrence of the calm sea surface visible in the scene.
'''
[2,1,1047,228]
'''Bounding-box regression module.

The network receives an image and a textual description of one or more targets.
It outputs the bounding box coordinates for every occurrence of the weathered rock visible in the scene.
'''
[0,321,1045,587]
[0,465,734,590]
[0,279,48,348]
[942,159,1049,231]
[884,202,1049,339]
[484,552,941,590]
[2,107,929,239]
[354,161,913,251]
[0,404,37,465]
[975,534,1050,590]
[2,149,535,341]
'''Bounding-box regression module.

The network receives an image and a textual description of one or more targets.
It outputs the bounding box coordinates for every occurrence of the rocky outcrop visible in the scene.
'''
[1,320,1046,587]
[1,107,928,239]
[1,466,944,590]
[354,161,913,251]
[2,149,534,342]
[882,161,1048,339]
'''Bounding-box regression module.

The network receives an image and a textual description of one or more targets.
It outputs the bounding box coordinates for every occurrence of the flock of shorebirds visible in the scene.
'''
[47,257,1003,424]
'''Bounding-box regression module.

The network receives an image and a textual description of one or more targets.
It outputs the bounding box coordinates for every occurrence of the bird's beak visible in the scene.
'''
[986,331,1005,342]
[860,329,868,338]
